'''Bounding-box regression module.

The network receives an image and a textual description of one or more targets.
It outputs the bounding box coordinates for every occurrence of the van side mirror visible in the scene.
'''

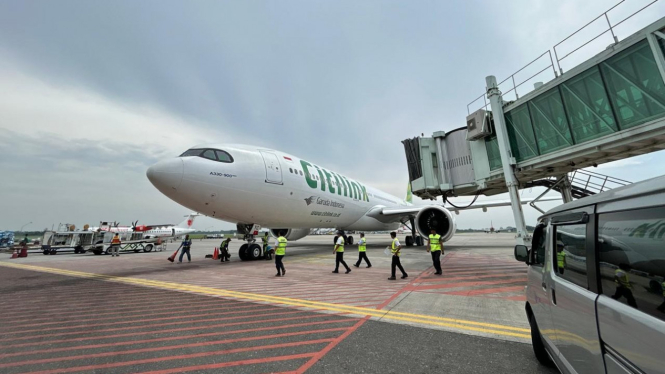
[514,245,529,263]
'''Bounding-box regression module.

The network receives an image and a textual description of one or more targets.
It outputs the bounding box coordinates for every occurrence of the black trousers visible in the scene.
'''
[355,251,371,267]
[612,286,638,308]
[335,252,350,271]
[431,250,442,273]
[391,255,407,277]
[275,255,285,274]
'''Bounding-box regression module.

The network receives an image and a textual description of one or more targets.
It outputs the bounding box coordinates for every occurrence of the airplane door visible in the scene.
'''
[259,151,283,185]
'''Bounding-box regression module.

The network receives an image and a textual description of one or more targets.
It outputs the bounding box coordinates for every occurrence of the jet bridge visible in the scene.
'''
[404,6,665,245]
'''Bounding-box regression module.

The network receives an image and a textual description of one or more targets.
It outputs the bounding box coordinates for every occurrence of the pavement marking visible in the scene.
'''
[0,262,531,339]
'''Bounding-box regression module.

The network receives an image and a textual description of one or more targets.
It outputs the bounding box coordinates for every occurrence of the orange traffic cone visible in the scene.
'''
[212,247,219,260]
[168,249,180,262]
[10,248,18,259]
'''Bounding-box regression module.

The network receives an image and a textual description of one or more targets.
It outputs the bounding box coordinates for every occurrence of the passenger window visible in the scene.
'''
[289,168,293,173]
[554,224,588,288]
[215,150,233,163]
[202,150,217,161]
[530,224,546,267]
[299,170,303,176]
[598,206,665,320]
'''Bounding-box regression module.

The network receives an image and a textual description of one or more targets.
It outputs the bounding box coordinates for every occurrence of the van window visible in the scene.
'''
[530,224,547,267]
[598,206,665,320]
[554,224,588,288]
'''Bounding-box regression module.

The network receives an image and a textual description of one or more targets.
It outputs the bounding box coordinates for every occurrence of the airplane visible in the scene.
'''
[88,214,199,238]
[146,144,558,261]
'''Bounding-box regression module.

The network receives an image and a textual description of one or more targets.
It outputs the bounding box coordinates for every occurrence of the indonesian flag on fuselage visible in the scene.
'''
[283,156,293,162]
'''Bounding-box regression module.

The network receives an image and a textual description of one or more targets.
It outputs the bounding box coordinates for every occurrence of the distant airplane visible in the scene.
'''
[89,214,199,238]
[147,144,556,260]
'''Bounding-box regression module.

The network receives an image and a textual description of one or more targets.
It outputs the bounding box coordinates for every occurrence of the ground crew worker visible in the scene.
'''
[110,233,121,257]
[274,231,287,277]
[657,280,665,313]
[353,233,371,268]
[427,229,442,275]
[556,242,566,275]
[612,263,638,308]
[177,234,192,263]
[333,231,352,274]
[262,232,273,260]
[219,238,231,262]
[388,232,407,280]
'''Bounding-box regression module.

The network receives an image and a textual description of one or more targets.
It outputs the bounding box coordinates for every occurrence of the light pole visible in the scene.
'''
[19,221,32,233]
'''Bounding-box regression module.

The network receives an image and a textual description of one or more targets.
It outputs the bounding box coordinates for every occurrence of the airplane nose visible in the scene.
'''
[146,158,184,192]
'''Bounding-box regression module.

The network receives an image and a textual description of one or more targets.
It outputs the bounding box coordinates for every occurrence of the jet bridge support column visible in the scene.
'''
[557,175,574,204]
[486,76,531,246]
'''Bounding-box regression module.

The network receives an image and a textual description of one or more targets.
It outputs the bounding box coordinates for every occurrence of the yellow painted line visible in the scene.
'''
[0,262,530,339]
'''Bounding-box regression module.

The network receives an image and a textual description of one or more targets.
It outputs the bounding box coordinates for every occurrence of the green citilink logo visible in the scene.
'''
[300,160,369,202]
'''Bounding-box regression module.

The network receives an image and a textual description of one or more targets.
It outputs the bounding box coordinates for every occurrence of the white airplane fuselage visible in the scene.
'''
[147,144,413,233]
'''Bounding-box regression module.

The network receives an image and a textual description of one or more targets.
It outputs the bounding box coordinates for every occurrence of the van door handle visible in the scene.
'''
[551,289,557,305]
[542,282,547,290]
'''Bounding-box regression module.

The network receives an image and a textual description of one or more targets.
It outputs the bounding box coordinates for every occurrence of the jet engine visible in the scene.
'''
[270,228,311,241]
[415,206,457,242]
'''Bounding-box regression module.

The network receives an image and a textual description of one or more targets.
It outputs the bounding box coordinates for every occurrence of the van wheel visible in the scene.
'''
[144,244,153,253]
[529,313,553,366]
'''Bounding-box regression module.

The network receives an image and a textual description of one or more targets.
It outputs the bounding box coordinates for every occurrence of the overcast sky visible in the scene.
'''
[1,0,664,232]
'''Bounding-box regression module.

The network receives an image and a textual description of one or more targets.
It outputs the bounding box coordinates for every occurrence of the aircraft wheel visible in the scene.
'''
[415,236,424,246]
[405,236,414,247]
[248,243,262,260]
[238,244,249,261]
[144,244,153,253]
[347,236,354,245]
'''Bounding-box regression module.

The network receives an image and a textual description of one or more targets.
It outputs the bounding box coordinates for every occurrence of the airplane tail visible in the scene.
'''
[177,213,200,229]
[406,183,413,204]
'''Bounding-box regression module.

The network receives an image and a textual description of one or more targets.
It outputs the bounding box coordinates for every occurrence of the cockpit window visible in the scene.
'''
[202,150,217,160]
[179,148,234,163]
[180,149,204,157]
[215,150,233,163]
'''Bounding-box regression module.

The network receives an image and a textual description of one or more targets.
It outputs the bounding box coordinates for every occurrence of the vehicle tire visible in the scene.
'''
[248,243,262,260]
[133,249,141,253]
[50,249,57,255]
[347,236,354,245]
[405,236,414,247]
[415,236,424,246]
[93,250,102,255]
[43,250,49,255]
[74,246,83,254]
[144,244,153,253]
[529,313,553,366]
[238,244,249,261]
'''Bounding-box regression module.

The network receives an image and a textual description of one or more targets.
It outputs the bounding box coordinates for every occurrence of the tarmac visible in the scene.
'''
[0,233,557,373]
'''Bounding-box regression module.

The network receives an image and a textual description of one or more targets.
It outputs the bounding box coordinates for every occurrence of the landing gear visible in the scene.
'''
[415,236,424,246]
[236,223,269,261]
[405,236,414,247]
[404,216,422,247]
[347,236,354,245]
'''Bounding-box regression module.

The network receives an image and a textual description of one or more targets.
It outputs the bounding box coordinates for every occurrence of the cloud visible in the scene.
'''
[1,0,664,232]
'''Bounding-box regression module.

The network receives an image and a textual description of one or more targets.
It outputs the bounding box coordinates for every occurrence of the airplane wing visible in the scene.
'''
[374,196,561,219]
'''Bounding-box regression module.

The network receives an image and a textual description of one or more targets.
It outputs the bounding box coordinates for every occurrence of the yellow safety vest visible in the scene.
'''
[262,236,269,245]
[358,238,366,252]
[391,238,400,256]
[615,269,631,289]
[276,237,287,256]
[336,237,345,252]
[429,234,441,252]
[557,251,566,269]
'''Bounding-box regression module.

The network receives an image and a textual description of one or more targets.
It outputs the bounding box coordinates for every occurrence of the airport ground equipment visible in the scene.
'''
[41,229,103,255]
[0,231,15,248]
[404,6,665,245]
[94,231,159,255]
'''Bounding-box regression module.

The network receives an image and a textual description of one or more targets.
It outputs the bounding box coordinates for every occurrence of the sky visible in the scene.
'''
[1,0,665,232]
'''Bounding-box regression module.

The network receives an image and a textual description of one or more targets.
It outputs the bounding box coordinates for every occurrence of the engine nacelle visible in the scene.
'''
[415,206,457,242]
[269,228,311,241]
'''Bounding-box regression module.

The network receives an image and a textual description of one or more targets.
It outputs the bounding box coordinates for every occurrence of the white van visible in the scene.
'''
[515,175,665,374]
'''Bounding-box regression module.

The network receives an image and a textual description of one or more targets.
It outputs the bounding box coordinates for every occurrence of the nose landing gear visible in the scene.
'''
[236,224,269,261]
